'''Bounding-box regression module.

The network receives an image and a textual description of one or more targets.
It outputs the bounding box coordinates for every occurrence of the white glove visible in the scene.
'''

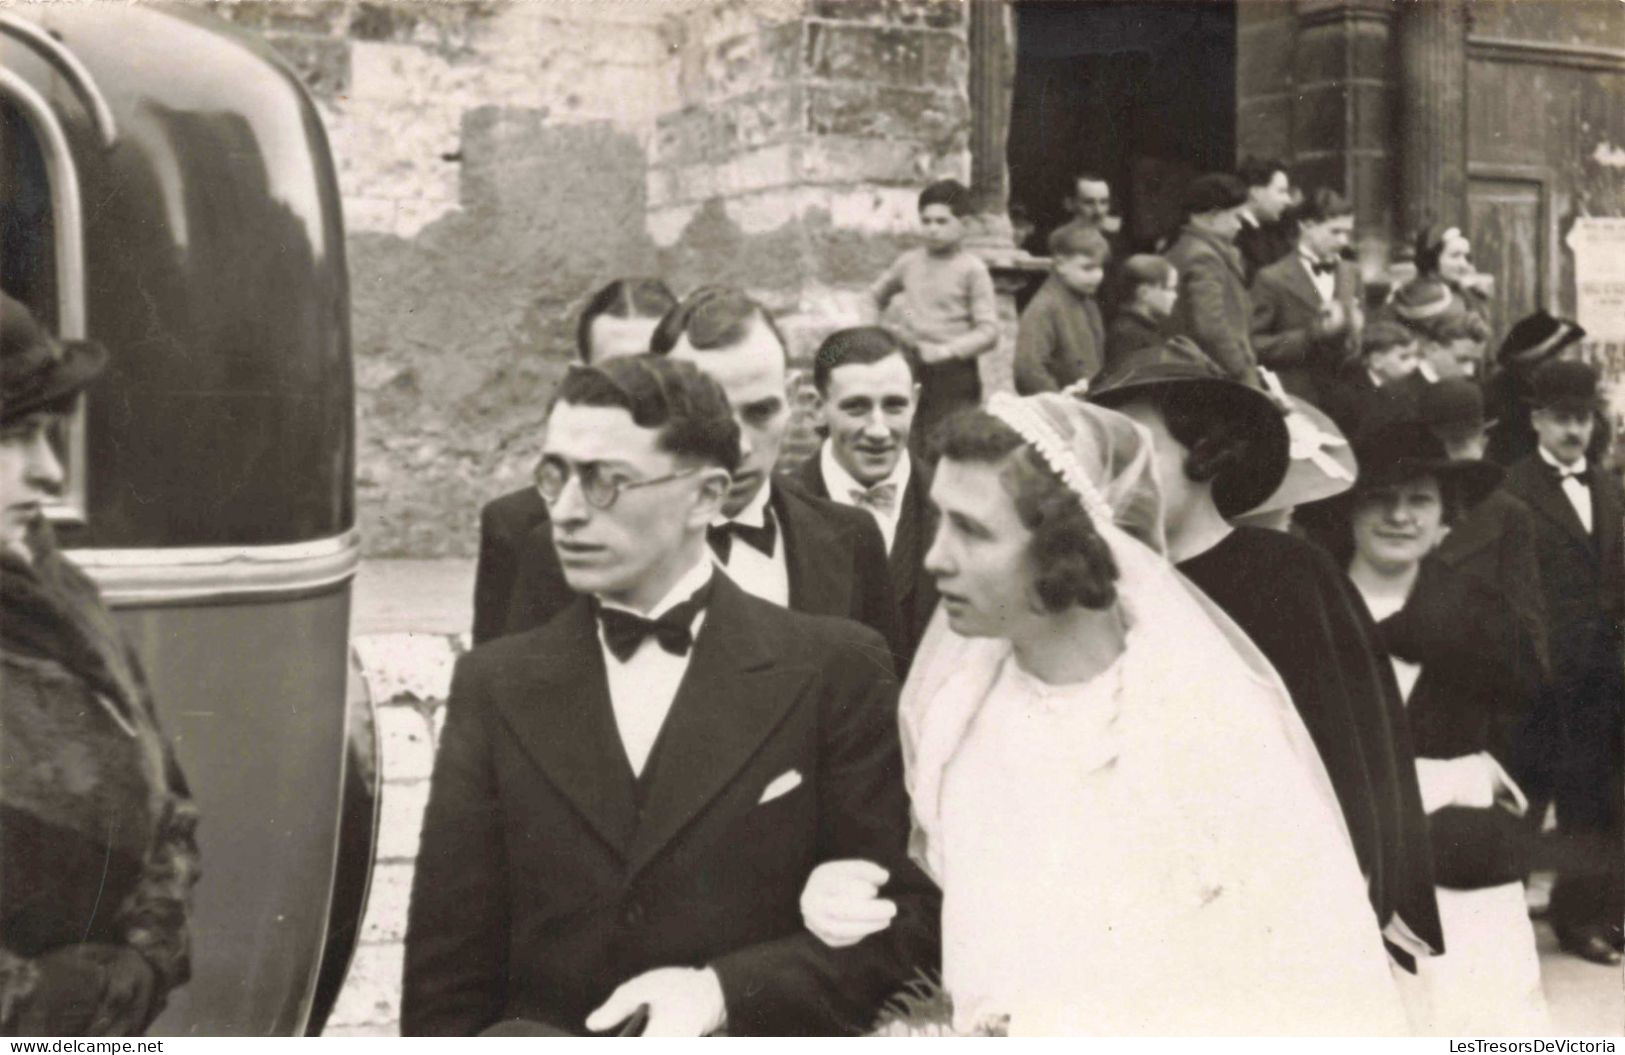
[584,966,726,1037]
[799,858,895,948]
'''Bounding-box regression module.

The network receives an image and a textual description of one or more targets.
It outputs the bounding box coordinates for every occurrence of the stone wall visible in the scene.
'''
[211,0,982,557]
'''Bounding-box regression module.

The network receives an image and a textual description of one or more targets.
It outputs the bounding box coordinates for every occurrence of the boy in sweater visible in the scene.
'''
[868,179,998,455]
[1013,221,1109,394]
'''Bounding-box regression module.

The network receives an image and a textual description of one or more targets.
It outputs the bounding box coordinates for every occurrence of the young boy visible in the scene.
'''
[1323,320,1424,436]
[1105,254,1178,377]
[1013,221,1108,394]
[868,179,998,455]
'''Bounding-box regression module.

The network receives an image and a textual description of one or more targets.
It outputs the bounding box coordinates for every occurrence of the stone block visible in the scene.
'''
[376,705,436,783]
[731,89,803,151]
[1236,19,1294,96]
[801,135,929,185]
[807,23,928,86]
[211,0,350,35]
[352,633,459,704]
[325,943,405,1028]
[810,0,889,23]
[922,31,968,86]
[378,780,431,861]
[1236,94,1293,162]
[889,0,965,29]
[359,862,416,945]
[265,34,352,100]
[706,24,802,100]
[1350,82,1393,153]
[1292,83,1350,155]
[807,84,968,147]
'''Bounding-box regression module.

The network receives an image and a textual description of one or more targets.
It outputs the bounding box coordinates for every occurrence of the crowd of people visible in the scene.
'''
[1,155,1618,1036]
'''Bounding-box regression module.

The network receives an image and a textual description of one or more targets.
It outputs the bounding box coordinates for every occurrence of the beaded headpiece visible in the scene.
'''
[985,392,1115,526]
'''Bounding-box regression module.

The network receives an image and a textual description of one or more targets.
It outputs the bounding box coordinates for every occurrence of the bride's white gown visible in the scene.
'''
[912,607,1410,1036]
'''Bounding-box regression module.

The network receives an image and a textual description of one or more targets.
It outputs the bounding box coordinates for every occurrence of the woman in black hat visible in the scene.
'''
[1338,421,1549,1035]
[0,294,199,1035]
[1483,310,1588,467]
[1091,340,1445,985]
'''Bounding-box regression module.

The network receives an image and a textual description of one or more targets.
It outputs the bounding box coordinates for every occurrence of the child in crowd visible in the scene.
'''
[1104,254,1178,377]
[1012,221,1108,394]
[868,179,998,455]
[1390,276,1490,380]
[1322,320,1425,437]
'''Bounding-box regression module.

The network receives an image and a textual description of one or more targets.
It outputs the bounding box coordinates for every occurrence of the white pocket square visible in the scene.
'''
[758,769,803,805]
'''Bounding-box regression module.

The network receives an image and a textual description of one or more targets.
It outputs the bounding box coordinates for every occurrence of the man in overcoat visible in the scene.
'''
[1164,173,1261,386]
[1500,360,1624,965]
[403,356,938,1034]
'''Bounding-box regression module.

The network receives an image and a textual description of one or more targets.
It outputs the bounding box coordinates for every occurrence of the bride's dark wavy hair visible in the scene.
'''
[934,409,1119,612]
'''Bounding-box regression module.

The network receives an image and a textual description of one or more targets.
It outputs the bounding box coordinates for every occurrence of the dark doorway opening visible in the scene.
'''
[1008,0,1237,256]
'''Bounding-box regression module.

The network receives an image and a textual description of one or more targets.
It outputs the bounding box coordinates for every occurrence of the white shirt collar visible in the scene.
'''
[599,551,715,619]
[1239,207,1260,228]
[1537,444,1587,476]
[717,476,772,530]
[819,440,912,506]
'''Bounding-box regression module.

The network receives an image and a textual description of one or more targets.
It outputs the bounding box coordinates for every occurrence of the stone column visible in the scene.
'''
[967,0,1012,217]
[1396,0,1469,237]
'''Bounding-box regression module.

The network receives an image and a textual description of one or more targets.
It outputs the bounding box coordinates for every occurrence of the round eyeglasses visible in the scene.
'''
[535,457,700,511]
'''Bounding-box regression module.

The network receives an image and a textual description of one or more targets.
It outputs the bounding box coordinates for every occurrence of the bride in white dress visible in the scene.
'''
[802,393,1407,1035]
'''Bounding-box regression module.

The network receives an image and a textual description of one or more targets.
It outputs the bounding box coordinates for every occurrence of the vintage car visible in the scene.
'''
[1,6,374,1035]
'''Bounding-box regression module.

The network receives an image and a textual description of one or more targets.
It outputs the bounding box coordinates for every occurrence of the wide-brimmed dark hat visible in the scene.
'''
[1497,310,1585,366]
[1089,336,1290,517]
[1418,377,1496,437]
[2,292,107,425]
[1351,420,1503,507]
[1525,358,1601,413]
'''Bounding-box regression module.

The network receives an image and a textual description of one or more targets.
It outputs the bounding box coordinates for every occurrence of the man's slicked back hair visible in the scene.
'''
[576,277,678,362]
[649,285,788,361]
[1236,155,1287,190]
[551,354,742,473]
[811,326,921,395]
[919,178,974,218]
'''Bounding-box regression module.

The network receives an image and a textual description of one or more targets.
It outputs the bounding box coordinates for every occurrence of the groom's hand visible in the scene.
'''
[585,966,726,1037]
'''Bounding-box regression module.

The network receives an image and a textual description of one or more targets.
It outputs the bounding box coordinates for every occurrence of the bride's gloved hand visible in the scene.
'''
[799,859,895,948]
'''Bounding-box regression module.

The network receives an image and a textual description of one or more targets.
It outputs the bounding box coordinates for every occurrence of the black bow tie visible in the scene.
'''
[1311,260,1336,276]
[596,583,712,663]
[1552,464,1593,487]
[707,512,777,563]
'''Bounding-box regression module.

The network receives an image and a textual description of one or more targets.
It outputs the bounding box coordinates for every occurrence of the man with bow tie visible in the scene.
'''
[403,356,938,1035]
[1500,360,1624,966]
[1248,188,1364,407]
[789,327,939,672]
[501,288,904,665]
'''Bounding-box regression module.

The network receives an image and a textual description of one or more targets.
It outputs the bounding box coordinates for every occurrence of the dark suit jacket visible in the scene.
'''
[1235,216,1294,285]
[501,480,904,662]
[402,576,940,1036]
[1248,254,1362,405]
[1165,225,1259,385]
[788,455,939,673]
[471,487,549,646]
[1103,308,1168,378]
[1501,455,1624,694]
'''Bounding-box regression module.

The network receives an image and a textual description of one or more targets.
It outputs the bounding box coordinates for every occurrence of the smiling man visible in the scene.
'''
[501,288,903,665]
[791,327,938,670]
[404,355,938,1036]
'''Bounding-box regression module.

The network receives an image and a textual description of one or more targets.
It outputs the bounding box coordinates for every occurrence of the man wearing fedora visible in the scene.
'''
[1164,173,1262,387]
[1090,339,1444,976]
[1485,311,1588,467]
[1499,359,1624,965]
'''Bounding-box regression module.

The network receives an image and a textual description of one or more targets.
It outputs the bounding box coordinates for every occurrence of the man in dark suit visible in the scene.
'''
[1233,156,1296,284]
[1165,173,1261,387]
[471,277,677,644]
[404,356,938,1035]
[790,327,939,673]
[502,287,903,659]
[1249,188,1364,406]
[1500,360,1624,966]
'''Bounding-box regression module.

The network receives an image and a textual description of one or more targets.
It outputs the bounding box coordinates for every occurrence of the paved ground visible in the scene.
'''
[341,558,1623,1036]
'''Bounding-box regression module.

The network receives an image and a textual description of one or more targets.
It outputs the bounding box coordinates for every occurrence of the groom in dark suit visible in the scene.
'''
[404,356,937,1035]
[501,287,903,661]
[790,327,939,672]
[1501,360,1624,966]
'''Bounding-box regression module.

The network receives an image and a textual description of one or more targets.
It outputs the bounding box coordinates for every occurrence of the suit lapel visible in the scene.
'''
[627,578,807,875]
[1275,256,1323,313]
[775,483,850,616]
[489,601,639,857]
[888,463,935,600]
[790,455,830,501]
[1189,227,1245,283]
[1509,459,1592,545]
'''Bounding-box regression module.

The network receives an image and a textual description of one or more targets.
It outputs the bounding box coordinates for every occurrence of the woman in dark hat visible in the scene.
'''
[1090,340,1444,985]
[0,294,199,1035]
[1337,421,1549,1034]
[1483,310,1587,466]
